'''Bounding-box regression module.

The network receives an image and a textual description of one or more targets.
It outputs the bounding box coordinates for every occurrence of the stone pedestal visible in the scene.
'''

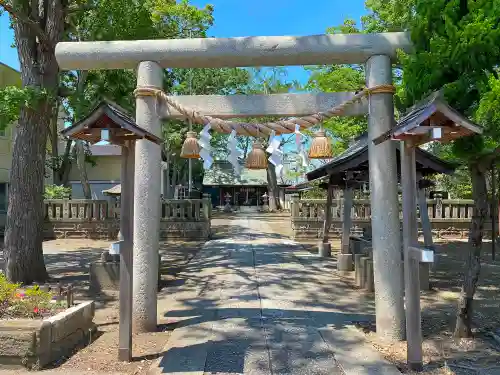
[365,259,375,292]
[359,256,371,289]
[317,242,331,257]
[354,254,364,287]
[337,253,354,274]
[90,252,162,293]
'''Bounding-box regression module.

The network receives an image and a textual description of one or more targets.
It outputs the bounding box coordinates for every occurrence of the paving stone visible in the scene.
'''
[153,215,400,375]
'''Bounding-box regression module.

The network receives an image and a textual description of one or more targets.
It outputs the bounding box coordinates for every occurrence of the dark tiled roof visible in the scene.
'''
[373,90,483,145]
[307,132,456,182]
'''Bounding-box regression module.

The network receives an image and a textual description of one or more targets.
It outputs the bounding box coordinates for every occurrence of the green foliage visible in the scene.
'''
[305,21,367,154]
[402,0,500,108]
[0,273,20,305]
[362,0,415,32]
[0,86,49,130]
[476,73,500,141]
[434,167,473,199]
[302,186,327,199]
[0,274,63,319]
[400,0,500,165]
[44,185,72,199]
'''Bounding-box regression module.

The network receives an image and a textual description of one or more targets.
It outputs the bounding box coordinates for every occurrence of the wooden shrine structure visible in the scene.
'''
[302,90,481,370]
[61,99,162,362]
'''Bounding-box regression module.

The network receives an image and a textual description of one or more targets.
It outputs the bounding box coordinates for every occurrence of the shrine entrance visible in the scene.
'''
[55,31,448,370]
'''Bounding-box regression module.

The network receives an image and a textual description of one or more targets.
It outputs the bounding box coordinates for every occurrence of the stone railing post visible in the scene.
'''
[203,194,211,220]
[290,194,300,219]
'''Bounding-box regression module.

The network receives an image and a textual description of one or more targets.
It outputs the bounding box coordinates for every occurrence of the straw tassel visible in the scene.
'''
[180,131,200,159]
[308,130,333,159]
[245,141,268,170]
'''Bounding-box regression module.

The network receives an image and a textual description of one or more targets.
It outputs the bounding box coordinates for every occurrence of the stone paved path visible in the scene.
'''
[150,215,401,375]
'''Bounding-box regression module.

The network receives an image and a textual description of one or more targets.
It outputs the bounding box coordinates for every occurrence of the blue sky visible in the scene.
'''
[1,0,367,82]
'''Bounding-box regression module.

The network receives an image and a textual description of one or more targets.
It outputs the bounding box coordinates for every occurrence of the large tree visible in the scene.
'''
[361,0,500,337]
[400,0,500,337]
[0,0,215,283]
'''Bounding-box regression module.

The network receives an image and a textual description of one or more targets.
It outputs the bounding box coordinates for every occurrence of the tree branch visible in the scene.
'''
[65,3,94,15]
[0,0,54,51]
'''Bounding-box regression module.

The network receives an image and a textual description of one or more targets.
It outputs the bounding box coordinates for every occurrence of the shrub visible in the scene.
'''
[0,273,66,319]
[44,184,72,199]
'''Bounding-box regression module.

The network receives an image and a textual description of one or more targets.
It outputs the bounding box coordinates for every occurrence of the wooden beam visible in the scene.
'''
[163,92,368,119]
[341,187,354,254]
[322,179,335,243]
[55,32,412,70]
[400,140,424,371]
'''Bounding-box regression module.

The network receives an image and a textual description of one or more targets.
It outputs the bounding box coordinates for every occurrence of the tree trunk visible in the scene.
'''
[454,162,488,337]
[56,140,73,186]
[76,141,92,199]
[48,100,61,184]
[266,160,280,211]
[5,0,66,283]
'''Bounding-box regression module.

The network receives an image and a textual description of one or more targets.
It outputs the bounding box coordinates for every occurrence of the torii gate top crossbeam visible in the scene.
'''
[55,32,412,71]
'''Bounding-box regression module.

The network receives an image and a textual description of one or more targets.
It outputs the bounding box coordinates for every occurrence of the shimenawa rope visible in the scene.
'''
[133,84,395,137]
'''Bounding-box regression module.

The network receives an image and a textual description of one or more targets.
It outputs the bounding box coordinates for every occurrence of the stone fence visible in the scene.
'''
[44,197,211,240]
[290,196,494,239]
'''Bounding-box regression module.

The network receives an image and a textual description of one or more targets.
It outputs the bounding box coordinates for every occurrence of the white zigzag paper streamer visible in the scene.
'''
[228,130,241,176]
[198,122,213,170]
[267,130,284,178]
[295,124,308,168]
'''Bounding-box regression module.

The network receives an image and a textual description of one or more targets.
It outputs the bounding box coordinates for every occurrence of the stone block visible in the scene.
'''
[337,253,353,274]
[317,242,331,257]
[90,254,161,292]
[354,254,364,287]
[0,301,95,370]
[365,259,374,292]
[359,256,371,289]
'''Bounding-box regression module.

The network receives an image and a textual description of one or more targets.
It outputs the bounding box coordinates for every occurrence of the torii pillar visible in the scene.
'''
[366,55,406,341]
[133,61,163,332]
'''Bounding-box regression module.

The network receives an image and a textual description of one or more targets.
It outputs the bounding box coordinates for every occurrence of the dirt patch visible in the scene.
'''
[0,239,203,374]
[344,239,500,374]
[48,294,174,375]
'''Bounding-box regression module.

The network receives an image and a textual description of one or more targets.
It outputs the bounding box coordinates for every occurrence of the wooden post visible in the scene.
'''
[118,141,135,362]
[400,141,423,371]
[341,187,353,254]
[417,183,432,289]
[338,186,354,273]
[318,180,334,257]
[322,182,334,243]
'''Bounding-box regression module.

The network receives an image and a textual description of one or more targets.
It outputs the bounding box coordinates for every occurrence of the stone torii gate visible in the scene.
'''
[55,32,412,342]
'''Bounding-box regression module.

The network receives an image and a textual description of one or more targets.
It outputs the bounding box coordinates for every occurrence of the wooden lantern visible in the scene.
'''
[308,129,333,159]
[245,141,268,170]
[180,131,200,159]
